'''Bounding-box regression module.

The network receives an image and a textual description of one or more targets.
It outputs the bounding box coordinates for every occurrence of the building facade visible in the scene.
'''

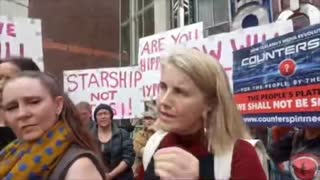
[0,0,28,17]
[28,0,122,81]
[2,0,320,79]
[121,0,320,65]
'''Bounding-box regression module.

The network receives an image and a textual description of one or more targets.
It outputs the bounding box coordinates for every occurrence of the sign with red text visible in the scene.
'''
[233,23,320,127]
[184,20,293,88]
[0,16,44,70]
[138,22,203,99]
[63,66,144,119]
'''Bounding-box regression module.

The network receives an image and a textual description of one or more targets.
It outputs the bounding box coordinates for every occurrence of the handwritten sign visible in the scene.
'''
[64,66,144,119]
[0,16,44,70]
[138,22,203,99]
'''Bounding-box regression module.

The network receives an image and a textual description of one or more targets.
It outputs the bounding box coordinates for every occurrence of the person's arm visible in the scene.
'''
[272,127,294,143]
[65,157,104,180]
[268,131,294,164]
[108,130,135,178]
[108,161,129,179]
[231,140,267,180]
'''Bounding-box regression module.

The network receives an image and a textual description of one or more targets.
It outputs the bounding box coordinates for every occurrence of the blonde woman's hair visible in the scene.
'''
[163,48,251,154]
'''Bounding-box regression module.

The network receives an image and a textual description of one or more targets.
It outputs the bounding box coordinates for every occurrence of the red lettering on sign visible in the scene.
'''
[143,83,160,98]
[171,29,200,44]
[66,74,78,92]
[230,33,276,51]
[78,73,89,90]
[140,37,165,56]
[0,22,16,37]
[100,71,109,87]
[88,73,99,88]
[0,42,24,58]
[109,71,118,88]
[90,90,117,101]
[193,41,222,61]
[7,23,16,37]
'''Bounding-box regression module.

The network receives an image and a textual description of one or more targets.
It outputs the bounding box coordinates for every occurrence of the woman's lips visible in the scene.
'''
[20,124,37,132]
[159,111,176,122]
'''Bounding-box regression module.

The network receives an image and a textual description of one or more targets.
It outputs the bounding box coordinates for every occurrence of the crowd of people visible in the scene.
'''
[0,49,319,180]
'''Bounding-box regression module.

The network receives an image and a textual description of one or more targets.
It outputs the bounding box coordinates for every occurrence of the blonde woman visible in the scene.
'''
[143,48,267,179]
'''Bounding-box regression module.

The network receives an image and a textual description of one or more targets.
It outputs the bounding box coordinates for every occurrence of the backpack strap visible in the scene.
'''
[214,145,234,179]
[142,130,168,170]
[49,144,106,180]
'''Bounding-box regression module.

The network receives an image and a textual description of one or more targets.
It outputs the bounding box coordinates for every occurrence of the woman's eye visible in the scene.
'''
[159,82,167,90]
[5,105,17,111]
[29,99,40,104]
[174,88,187,96]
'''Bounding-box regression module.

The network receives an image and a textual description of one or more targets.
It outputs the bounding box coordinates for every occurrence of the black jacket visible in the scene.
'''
[99,124,135,179]
[0,127,16,151]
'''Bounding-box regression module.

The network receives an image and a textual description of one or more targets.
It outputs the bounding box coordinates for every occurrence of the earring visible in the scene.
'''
[202,111,211,151]
[202,111,208,135]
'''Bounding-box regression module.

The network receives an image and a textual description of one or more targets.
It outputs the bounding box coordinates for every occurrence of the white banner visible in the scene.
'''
[0,16,44,70]
[63,66,144,119]
[184,20,294,88]
[138,22,203,99]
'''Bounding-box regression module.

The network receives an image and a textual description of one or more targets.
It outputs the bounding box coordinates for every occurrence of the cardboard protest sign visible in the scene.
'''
[233,23,320,127]
[138,22,203,99]
[0,16,43,70]
[64,66,144,119]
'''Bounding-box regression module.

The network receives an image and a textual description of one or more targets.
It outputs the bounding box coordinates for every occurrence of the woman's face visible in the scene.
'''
[0,63,20,101]
[1,77,63,141]
[96,109,112,128]
[157,63,209,135]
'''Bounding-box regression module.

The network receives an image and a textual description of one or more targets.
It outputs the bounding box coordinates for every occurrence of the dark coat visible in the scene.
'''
[99,124,135,180]
[0,127,16,151]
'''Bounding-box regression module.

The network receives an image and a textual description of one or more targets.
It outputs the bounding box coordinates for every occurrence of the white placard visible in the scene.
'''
[64,66,144,119]
[138,22,203,99]
[0,16,44,70]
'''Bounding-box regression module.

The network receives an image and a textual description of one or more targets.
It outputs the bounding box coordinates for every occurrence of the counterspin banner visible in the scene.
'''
[233,24,320,127]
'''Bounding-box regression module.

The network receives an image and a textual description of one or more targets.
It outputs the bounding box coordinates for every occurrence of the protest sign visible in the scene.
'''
[138,22,203,99]
[233,23,320,127]
[0,16,43,70]
[184,20,293,87]
[64,66,144,119]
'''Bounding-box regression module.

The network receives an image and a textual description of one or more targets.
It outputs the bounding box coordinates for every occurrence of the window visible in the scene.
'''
[170,0,195,28]
[120,0,155,65]
[170,0,231,36]
[197,0,230,36]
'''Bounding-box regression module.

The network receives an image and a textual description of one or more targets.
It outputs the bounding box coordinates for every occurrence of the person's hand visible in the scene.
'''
[140,147,145,155]
[105,173,114,180]
[154,147,199,179]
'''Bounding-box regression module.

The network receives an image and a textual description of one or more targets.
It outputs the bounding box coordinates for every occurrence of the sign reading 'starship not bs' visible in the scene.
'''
[63,66,144,119]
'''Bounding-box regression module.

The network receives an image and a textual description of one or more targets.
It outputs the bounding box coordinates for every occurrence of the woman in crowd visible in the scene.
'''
[268,127,320,180]
[0,57,40,151]
[143,48,267,179]
[0,71,105,179]
[94,103,135,179]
